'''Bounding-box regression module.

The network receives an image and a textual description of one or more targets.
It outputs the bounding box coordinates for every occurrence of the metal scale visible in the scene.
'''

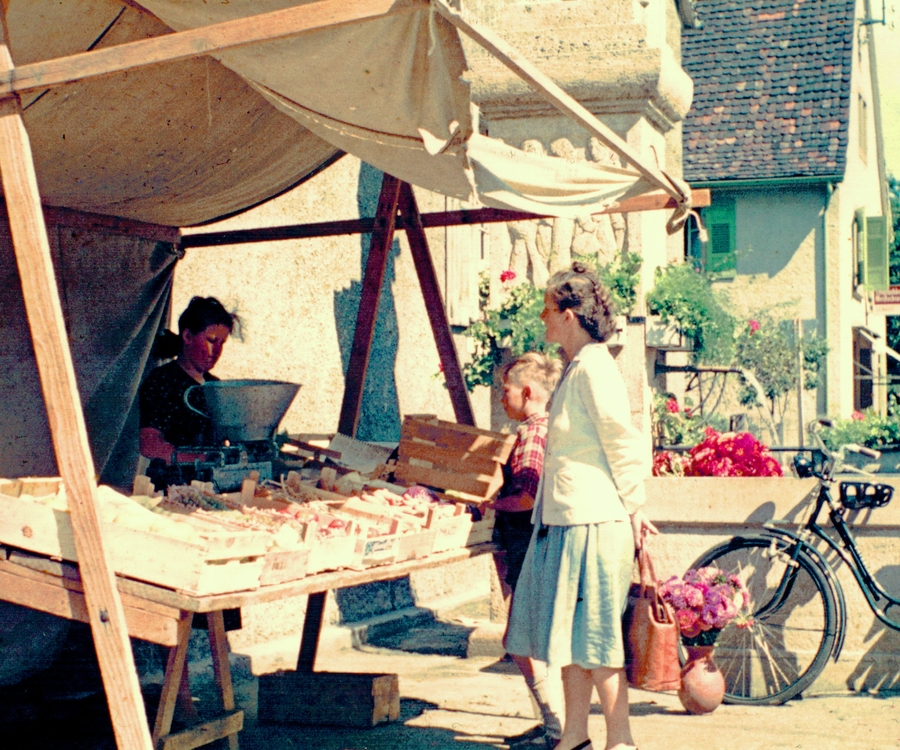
[172,379,303,492]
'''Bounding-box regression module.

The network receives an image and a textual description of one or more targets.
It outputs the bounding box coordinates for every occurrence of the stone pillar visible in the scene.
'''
[462,0,694,432]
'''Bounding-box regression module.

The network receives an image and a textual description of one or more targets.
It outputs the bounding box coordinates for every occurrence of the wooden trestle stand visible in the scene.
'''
[0,3,709,748]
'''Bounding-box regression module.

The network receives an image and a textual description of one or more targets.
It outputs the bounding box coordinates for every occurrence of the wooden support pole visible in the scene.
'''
[433,0,690,204]
[179,190,710,250]
[296,591,328,672]
[0,27,153,750]
[337,173,402,438]
[398,182,475,426]
[0,0,416,96]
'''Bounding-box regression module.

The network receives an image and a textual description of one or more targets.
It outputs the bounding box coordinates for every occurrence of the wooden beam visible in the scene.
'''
[0,24,154,750]
[433,0,690,204]
[180,189,710,249]
[0,0,417,95]
[337,173,401,438]
[398,182,475,426]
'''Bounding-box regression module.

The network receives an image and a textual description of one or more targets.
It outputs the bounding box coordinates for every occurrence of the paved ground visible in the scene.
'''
[4,606,900,750]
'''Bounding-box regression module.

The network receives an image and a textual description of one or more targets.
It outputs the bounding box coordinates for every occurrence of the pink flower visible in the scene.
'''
[499,269,517,283]
[851,410,865,421]
[748,319,760,334]
[666,398,680,414]
[660,567,750,644]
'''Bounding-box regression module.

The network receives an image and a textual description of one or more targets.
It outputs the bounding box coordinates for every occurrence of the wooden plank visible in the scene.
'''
[152,614,194,745]
[180,190,710,249]
[337,173,401,437]
[392,462,496,498]
[157,712,244,750]
[399,422,513,457]
[108,542,497,614]
[206,611,240,750]
[398,181,475,426]
[0,0,417,96]
[257,672,399,727]
[0,564,180,646]
[0,23,153,750]
[433,0,689,203]
[395,440,502,475]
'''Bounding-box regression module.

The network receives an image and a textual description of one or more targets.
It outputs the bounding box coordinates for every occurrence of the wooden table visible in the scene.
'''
[0,542,495,748]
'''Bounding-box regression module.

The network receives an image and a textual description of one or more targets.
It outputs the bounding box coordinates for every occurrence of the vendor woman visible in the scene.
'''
[139,296,239,490]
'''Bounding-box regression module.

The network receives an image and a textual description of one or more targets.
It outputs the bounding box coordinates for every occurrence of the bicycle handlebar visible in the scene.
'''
[803,419,880,480]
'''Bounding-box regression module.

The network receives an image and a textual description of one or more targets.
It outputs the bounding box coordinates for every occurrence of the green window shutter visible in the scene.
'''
[866,215,889,291]
[855,208,867,286]
[702,201,736,275]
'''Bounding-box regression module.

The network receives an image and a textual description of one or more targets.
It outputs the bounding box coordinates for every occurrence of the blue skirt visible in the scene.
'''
[505,520,635,670]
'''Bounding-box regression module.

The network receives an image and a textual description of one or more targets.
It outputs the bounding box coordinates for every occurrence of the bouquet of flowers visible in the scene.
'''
[652,427,783,477]
[658,567,751,646]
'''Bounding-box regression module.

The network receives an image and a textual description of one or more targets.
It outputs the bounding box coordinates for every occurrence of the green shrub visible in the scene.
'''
[645,263,735,364]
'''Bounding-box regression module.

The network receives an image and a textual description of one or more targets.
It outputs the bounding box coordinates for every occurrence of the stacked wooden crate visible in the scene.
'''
[0,478,270,596]
[392,415,515,552]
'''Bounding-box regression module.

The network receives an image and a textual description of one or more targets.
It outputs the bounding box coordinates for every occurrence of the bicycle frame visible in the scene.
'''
[760,478,900,656]
[806,482,900,631]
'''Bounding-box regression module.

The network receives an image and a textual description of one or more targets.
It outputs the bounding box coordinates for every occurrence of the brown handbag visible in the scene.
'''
[622,546,681,691]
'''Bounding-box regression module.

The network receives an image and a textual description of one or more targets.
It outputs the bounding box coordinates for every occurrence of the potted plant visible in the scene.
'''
[821,410,900,474]
[645,263,735,364]
[658,567,751,714]
[462,253,642,390]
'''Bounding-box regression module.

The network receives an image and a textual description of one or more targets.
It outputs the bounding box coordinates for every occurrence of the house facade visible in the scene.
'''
[681,0,892,430]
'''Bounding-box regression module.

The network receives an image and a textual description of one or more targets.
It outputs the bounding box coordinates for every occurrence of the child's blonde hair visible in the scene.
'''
[502,352,563,399]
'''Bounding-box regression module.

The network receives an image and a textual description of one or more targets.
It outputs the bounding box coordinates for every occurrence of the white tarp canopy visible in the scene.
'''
[7,0,682,227]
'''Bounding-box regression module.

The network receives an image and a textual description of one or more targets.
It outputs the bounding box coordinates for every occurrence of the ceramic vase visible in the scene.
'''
[678,645,725,714]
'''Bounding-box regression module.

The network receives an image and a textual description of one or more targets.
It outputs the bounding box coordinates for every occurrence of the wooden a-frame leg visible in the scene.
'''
[153,613,193,745]
[207,611,239,750]
[397,181,475,426]
[337,172,401,437]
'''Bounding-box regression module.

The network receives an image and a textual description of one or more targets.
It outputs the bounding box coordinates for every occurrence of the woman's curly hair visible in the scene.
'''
[545,262,616,343]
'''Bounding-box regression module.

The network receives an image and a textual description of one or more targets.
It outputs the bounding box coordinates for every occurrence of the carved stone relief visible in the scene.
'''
[504,136,627,286]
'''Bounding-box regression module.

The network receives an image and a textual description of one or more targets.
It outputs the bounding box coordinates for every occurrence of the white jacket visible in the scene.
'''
[536,342,649,526]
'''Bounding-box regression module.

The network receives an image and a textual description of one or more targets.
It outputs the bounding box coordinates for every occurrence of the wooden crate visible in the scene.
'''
[258,672,399,727]
[393,415,516,503]
[0,478,268,596]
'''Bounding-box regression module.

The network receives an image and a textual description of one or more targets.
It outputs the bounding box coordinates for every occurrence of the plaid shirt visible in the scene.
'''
[500,412,548,501]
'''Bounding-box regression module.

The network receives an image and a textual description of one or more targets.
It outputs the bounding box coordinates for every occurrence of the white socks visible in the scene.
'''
[524,662,564,739]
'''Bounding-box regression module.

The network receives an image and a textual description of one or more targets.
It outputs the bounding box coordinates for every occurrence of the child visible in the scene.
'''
[494,352,564,749]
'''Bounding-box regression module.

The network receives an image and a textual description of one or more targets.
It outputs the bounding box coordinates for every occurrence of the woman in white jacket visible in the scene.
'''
[505,263,657,750]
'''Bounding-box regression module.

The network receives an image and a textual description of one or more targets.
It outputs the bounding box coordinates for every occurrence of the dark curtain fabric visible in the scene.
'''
[0,215,177,491]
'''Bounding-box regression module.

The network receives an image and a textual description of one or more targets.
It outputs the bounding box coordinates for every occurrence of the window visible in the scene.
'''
[853,328,875,411]
[700,196,736,277]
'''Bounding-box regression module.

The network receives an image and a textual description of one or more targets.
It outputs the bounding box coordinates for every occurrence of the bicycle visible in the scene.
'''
[690,419,898,705]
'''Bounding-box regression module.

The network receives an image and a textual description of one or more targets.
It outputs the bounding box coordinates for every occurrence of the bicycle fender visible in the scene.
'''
[761,526,847,660]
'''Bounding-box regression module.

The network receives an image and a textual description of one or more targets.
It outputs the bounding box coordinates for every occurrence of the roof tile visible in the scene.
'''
[682,0,854,182]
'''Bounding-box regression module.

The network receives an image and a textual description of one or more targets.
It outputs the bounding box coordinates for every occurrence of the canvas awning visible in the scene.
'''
[6,0,689,227]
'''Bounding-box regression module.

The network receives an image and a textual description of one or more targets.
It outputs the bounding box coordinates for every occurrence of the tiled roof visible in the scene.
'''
[682,0,855,183]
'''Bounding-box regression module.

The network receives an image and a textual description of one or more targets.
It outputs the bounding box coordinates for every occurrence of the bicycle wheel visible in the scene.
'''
[692,536,837,705]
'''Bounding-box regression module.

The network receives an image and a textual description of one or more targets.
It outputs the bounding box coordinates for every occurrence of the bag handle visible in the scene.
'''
[636,545,675,624]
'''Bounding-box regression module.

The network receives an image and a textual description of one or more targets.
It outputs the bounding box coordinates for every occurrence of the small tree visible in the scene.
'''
[734,316,828,444]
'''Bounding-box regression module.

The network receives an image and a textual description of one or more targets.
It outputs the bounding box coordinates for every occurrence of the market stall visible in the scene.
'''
[0,2,703,749]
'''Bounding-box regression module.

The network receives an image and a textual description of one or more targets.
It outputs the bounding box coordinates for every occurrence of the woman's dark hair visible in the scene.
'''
[178,296,237,336]
[545,262,616,343]
[152,297,238,360]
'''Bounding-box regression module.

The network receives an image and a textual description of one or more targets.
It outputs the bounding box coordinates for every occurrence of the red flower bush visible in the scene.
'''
[652,428,783,477]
